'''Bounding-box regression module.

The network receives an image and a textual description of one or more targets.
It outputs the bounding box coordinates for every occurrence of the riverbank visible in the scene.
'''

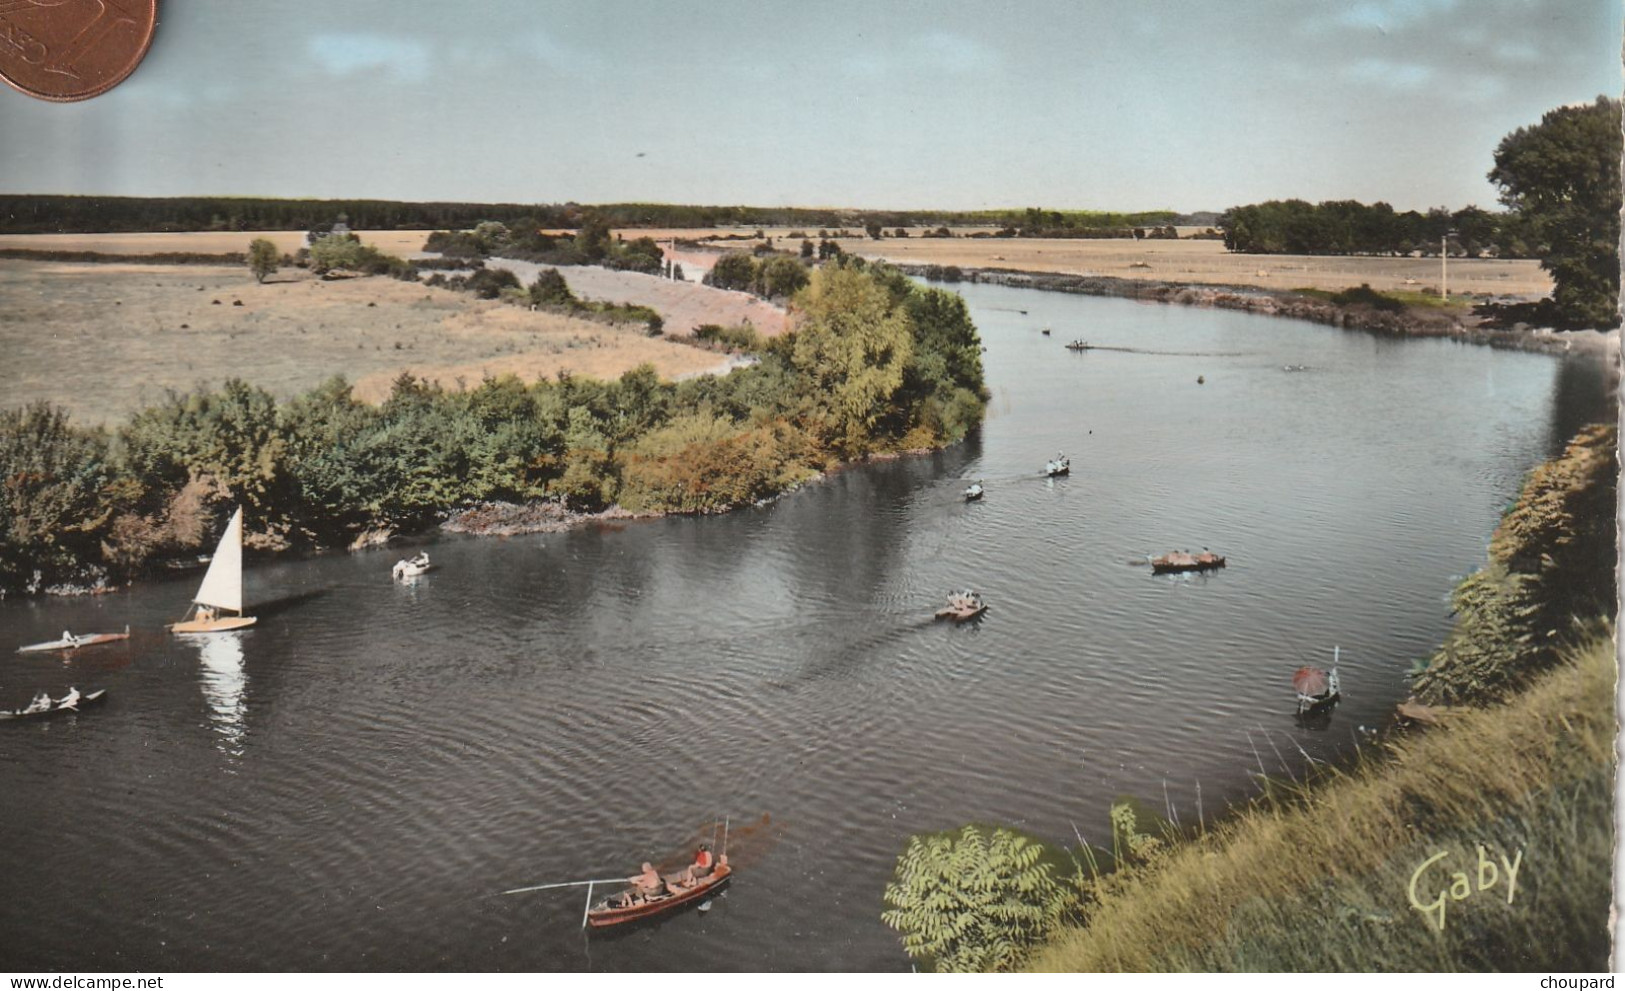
[901,265,1619,361]
[1014,424,1617,972]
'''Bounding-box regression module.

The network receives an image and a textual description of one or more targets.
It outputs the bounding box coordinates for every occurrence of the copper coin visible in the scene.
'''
[0,0,158,102]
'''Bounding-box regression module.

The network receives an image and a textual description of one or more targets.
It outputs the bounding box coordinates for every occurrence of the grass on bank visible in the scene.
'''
[1023,632,1616,972]
[1294,284,1475,312]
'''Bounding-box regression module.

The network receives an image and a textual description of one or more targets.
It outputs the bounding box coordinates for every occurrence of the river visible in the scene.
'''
[0,283,1610,971]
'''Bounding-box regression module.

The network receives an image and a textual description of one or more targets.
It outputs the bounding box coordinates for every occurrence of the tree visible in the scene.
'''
[247,238,279,283]
[1488,97,1622,329]
[307,233,365,274]
[789,263,914,456]
[528,268,576,308]
[865,221,885,240]
[881,825,1073,973]
[705,252,758,292]
[800,238,815,259]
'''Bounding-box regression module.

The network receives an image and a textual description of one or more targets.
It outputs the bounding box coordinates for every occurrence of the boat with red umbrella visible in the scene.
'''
[1294,648,1342,715]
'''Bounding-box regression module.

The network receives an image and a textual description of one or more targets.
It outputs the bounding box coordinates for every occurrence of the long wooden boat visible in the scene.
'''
[587,863,732,928]
[0,689,107,721]
[1150,551,1225,574]
[17,629,129,654]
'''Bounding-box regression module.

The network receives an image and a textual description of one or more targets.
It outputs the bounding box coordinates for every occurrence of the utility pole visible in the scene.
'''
[1441,229,1458,301]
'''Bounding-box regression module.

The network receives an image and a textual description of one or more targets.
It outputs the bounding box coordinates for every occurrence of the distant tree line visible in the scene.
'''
[0,259,987,595]
[423,216,666,275]
[0,194,1184,237]
[1219,201,1514,257]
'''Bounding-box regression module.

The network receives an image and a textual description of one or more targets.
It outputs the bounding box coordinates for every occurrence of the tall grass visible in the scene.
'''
[1025,634,1616,972]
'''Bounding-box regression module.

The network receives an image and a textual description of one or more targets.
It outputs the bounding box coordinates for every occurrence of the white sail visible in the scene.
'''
[194,507,244,612]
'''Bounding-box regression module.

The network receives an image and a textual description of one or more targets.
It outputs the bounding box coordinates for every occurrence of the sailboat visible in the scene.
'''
[169,507,257,633]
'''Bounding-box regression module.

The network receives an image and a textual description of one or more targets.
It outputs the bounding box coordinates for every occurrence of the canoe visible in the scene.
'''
[17,630,129,654]
[0,689,107,721]
[587,863,732,928]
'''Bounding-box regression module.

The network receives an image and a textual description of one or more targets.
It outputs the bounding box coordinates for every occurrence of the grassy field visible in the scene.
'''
[0,228,1554,299]
[1024,633,1615,972]
[652,228,1553,298]
[0,260,728,425]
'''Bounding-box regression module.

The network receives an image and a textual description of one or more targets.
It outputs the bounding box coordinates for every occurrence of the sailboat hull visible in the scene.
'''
[169,617,257,634]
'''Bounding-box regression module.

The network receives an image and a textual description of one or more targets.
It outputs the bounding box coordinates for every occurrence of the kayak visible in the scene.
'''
[17,630,129,654]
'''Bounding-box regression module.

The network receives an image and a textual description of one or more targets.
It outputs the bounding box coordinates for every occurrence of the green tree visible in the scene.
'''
[1488,97,1621,329]
[789,263,914,456]
[705,252,758,292]
[882,825,1073,973]
[307,232,365,274]
[247,238,279,283]
[865,220,885,240]
[756,255,809,299]
[528,268,577,308]
[0,403,112,587]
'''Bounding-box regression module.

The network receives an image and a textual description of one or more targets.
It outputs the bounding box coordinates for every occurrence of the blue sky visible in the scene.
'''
[0,0,1618,212]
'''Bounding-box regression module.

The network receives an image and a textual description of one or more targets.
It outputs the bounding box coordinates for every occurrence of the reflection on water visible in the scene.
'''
[191,632,247,759]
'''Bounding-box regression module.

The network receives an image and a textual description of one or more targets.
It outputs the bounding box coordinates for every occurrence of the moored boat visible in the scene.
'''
[1150,550,1226,574]
[0,688,107,721]
[169,507,256,633]
[1294,648,1342,715]
[587,861,732,928]
[935,590,988,622]
[392,552,433,580]
[17,627,129,654]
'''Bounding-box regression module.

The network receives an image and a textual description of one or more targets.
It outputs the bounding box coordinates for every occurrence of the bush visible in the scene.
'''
[882,825,1075,972]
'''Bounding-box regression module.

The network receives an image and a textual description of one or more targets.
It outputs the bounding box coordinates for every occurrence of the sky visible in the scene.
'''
[0,0,1619,213]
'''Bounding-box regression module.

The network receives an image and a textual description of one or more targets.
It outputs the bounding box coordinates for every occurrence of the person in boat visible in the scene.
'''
[690,843,715,880]
[60,630,78,647]
[630,861,664,901]
[196,605,216,623]
[57,686,80,710]
[411,552,429,568]
[23,690,52,714]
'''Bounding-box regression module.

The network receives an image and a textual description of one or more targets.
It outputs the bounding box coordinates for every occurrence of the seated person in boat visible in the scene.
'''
[411,552,429,567]
[196,605,217,623]
[60,630,78,646]
[632,861,664,899]
[669,844,716,888]
[23,690,52,714]
[57,686,80,710]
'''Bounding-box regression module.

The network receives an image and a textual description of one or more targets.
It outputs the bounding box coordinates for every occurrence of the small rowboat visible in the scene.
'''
[17,628,129,654]
[392,553,433,580]
[0,689,107,721]
[1295,649,1343,715]
[935,591,988,622]
[587,863,732,928]
[1150,551,1225,574]
[963,480,984,502]
[1045,456,1070,477]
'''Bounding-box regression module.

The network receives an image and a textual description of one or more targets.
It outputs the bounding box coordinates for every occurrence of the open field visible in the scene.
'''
[0,260,731,425]
[5,229,1551,298]
[0,229,436,258]
[641,228,1554,298]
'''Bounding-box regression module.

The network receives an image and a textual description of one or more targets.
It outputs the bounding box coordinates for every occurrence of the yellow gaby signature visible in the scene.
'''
[1407,845,1524,930]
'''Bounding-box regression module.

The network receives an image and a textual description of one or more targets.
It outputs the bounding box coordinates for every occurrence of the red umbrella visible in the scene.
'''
[1293,666,1329,697]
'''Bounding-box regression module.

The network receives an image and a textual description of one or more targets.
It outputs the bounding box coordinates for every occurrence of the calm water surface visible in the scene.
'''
[0,284,1610,970]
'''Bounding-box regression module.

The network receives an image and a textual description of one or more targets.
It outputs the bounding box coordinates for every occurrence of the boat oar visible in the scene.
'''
[501,876,626,896]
